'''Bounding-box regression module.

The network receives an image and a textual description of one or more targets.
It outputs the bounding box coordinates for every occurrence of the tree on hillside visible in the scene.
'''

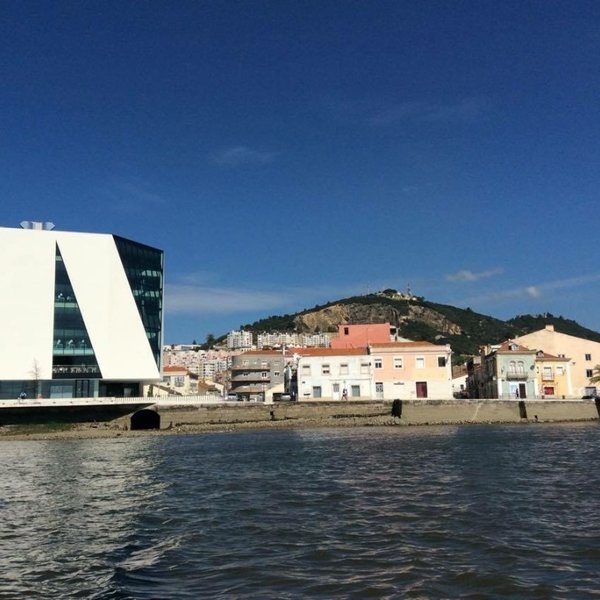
[203,333,216,349]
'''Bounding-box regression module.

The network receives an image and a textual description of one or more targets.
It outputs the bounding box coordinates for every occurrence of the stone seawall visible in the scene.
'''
[142,399,600,430]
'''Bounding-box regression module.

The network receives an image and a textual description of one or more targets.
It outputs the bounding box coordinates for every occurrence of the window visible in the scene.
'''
[586,369,594,378]
[162,376,171,384]
[174,376,184,387]
[556,366,564,376]
[393,357,403,369]
[360,362,370,374]
[344,327,349,335]
[585,354,592,361]
[273,371,280,377]
[351,385,360,397]
[437,356,447,367]
[312,386,322,398]
[339,363,349,375]
[302,365,311,375]
[332,383,340,394]
[321,364,330,375]
[542,366,553,380]
[517,361,525,373]
[374,358,382,369]
[543,386,555,396]
[261,371,268,379]
[416,357,425,369]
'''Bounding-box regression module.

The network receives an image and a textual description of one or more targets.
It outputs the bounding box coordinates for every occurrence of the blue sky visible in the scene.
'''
[2,1,600,343]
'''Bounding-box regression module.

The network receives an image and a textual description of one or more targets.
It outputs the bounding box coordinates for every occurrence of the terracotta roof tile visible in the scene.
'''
[293,347,368,357]
[369,341,438,348]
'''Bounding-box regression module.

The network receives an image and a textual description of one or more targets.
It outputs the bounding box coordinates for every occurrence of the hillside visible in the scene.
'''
[240,289,600,360]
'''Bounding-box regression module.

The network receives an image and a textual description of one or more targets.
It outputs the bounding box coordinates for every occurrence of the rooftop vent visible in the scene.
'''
[20,221,55,231]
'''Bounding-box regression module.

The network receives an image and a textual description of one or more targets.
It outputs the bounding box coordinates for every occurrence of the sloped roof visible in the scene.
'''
[535,350,571,361]
[369,341,438,349]
[496,340,536,353]
[293,347,368,357]
[163,366,189,373]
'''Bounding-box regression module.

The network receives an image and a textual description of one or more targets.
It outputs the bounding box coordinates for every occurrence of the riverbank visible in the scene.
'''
[0,413,404,441]
[0,398,598,441]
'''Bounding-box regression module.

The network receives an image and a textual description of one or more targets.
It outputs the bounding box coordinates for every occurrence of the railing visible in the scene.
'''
[505,371,528,380]
[0,394,228,409]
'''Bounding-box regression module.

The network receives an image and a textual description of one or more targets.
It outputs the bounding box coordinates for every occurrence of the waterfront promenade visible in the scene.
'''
[1,396,598,437]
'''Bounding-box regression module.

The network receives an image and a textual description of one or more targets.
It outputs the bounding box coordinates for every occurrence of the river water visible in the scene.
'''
[1,423,599,599]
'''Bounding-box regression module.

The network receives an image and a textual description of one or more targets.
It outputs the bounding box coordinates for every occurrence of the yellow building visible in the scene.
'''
[534,351,572,398]
[515,325,600,397]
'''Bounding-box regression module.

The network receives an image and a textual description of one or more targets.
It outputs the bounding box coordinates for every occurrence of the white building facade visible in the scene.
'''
[296,349,373,400]
[226,330,254,350]
[0,225,164,399]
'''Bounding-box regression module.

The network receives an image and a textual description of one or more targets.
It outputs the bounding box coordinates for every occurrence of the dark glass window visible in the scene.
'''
[113,236,164,367]
[53,246,102,379]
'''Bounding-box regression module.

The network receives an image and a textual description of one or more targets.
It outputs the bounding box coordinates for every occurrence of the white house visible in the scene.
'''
[296,348,373,400]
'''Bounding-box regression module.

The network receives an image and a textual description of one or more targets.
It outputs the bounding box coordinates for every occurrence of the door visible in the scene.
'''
[416,381,428,398]
[375,382,384,399]
[519,383,527,399]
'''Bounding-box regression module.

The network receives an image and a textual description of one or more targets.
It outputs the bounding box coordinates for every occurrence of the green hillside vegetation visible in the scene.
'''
[507,314,600,343]
[238,291,600,358]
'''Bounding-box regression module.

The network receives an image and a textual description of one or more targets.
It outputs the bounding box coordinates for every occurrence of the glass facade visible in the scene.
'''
[52,246,102,380]
[113,236,164,368]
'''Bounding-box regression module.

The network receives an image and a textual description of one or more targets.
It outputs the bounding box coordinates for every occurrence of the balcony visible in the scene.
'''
[505,371,528,380]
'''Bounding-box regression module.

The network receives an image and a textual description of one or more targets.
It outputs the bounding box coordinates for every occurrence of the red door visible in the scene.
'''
[416,381,428,398]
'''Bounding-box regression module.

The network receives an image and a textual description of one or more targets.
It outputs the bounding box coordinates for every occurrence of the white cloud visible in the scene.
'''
[164,280,375,317]
[460,273,600,306]
[212,145,276,166]
[370,97,489,126]
[165,284,296,315]
[446,268,504,282]
[101,177,167,212]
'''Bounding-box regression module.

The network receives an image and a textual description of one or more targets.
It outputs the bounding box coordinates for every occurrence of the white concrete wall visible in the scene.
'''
[0,228,56,379]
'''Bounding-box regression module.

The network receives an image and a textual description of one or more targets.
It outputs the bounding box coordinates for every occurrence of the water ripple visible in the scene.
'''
[1,424,600,598]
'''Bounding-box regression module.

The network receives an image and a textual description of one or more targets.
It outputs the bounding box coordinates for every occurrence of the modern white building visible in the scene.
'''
[0,223,164,399]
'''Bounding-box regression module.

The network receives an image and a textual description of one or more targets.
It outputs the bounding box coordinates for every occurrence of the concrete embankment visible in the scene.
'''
[139,398,600,430]
[2,399,598,441]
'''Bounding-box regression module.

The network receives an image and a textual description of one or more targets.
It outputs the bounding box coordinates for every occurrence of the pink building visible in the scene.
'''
[368,341,453,399]
[331,323,394,349]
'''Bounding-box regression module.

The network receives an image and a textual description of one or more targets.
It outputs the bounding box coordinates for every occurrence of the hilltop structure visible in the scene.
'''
[0,223,163,399]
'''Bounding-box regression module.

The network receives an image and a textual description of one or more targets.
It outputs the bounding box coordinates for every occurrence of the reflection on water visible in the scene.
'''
[1,424,599,599]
